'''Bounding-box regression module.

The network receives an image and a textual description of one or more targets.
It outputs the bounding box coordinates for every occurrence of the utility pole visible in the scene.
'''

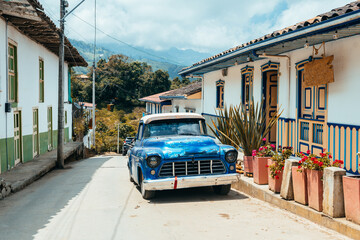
[57,0,66,168]
[117,123,120,154]
[57,0,85,168]
[92,0,97,148]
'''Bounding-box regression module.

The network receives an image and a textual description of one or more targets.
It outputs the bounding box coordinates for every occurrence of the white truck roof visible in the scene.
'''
[141,113,205,124]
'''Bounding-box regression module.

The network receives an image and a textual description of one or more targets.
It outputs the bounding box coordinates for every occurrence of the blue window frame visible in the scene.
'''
[216,80,224,108]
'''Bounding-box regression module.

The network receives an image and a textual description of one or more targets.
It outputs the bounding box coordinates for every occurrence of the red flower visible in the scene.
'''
[298,165,301,169]
[275,175,279,180]
[262,137,267,141]
[265,165,269,168]
[329,155,332,159]
[306,150,311,154]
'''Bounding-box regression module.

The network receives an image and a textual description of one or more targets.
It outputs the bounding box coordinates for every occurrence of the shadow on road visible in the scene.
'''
[146,186,248,204]
[0,156,112,240]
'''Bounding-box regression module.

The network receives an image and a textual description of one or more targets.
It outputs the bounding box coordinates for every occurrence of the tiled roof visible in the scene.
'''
[139,91,173,104]
[186,1,360,69]
[0,0,87,66]
[161,81,202,98]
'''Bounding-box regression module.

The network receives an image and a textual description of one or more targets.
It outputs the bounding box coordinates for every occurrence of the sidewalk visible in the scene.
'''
[232,175,360,240]
[0,142,84,199]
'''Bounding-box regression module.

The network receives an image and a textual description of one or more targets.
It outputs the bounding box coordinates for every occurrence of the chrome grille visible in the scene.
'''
[159,160,225,177]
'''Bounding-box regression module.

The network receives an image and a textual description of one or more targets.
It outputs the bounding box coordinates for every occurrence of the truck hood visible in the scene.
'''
[142,135,220,159]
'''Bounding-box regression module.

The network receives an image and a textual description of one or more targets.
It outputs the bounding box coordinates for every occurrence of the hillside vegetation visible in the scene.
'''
[70,39,186,78]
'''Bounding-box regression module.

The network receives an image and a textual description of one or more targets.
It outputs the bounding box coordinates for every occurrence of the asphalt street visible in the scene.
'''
[0,156,350,240]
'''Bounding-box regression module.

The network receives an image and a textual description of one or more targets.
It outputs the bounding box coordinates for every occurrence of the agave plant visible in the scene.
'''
[209,99,282,156]
[208,105,237,148]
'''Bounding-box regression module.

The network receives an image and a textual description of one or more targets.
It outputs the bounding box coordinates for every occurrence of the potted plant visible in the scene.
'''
[253,140,276,185]
[296,150,342,212]
[209,99,282,177]
[343,155,360,224]
[291,154,308,205]
[268,146,293,193]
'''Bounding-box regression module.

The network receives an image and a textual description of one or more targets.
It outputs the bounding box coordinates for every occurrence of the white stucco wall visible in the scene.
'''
[0,18,72,140]
[162,105,172,113]
[172,98,201,113]
[203,34,360,125]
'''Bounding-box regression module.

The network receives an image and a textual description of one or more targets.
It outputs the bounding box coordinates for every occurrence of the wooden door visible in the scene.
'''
[33,109,39,157]
[298,69,327,154]
[265,71,278,144]
[47,107,53,150]
[14,111,22,165]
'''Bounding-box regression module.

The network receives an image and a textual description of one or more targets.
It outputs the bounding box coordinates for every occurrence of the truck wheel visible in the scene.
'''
[129,172,134,183]
[140,172,155,200]
[213,184,231,195]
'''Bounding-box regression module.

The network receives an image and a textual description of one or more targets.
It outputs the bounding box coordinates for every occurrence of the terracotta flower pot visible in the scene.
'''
[268,159,283,193]
[306,169,323,212]
[343,175,360,224]
[254,157,269,185]
[243,156,254,175]
[292,166,308,205]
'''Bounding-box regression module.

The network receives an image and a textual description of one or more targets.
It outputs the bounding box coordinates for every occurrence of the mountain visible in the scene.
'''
[100,42,211,66]
[69,39,211,78]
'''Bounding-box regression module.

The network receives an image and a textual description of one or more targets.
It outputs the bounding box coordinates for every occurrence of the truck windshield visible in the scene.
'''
[143,119,207,138]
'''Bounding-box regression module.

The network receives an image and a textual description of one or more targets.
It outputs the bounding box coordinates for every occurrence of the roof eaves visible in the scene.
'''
[159,95,186,99]
[179,4,360,76]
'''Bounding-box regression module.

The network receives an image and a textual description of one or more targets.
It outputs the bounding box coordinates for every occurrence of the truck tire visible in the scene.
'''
[213,184,231,195]
[140,172,155,200]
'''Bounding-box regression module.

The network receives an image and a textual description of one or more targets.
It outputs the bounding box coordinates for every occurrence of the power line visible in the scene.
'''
[70,13,182,66]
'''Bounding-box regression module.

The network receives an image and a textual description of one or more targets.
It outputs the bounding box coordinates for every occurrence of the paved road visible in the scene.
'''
[0,156,350,240]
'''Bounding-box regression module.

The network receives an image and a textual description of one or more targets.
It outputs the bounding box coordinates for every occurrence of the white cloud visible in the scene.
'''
[39,0,352,53]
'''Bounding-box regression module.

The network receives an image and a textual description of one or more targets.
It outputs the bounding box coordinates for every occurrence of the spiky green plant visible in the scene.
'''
[209,99,282,156]
[208,105,237,147]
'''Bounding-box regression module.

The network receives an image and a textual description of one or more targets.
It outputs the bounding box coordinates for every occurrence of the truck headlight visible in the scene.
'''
[146,156,161,168]
[225,151,237,163]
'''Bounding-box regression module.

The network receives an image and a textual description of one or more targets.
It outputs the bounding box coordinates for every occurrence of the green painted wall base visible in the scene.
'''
[0,127,70,173]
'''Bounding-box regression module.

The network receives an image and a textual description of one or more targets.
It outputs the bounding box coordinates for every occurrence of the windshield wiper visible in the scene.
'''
[178,133,198,136]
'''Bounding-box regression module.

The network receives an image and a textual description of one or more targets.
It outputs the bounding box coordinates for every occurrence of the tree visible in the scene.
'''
[170,76,191,90]
[71,54,172,112]
[149,70,171,93]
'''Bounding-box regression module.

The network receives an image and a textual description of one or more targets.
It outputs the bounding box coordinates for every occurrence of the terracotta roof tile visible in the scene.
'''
[161,81,202,98]
[139,90,173,103]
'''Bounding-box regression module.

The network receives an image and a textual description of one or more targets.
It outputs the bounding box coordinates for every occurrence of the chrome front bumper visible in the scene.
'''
[143,173,240,191]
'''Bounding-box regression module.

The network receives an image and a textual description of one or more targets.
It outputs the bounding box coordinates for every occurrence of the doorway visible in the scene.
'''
[297,63,327,155]
[47,106,53,150]
[262,71,278,144]
[14,111,22,165]
[33,108,39,157]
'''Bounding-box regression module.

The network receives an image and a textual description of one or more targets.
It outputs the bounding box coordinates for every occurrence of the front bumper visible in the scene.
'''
[143,173,240,191]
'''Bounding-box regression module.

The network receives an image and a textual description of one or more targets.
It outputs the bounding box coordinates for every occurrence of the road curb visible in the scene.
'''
[232,176,360,240]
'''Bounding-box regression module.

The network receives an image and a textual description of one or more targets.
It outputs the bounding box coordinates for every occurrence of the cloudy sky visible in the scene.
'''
[39,0,352,54]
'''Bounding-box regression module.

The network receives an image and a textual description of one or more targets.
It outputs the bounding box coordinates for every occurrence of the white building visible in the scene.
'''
[179,1,360,175]
[0,0,87,173]
[140,81,202,115]
[75,102,95,149]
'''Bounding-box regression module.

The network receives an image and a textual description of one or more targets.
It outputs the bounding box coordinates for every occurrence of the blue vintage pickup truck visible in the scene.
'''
[128,113,239,199]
